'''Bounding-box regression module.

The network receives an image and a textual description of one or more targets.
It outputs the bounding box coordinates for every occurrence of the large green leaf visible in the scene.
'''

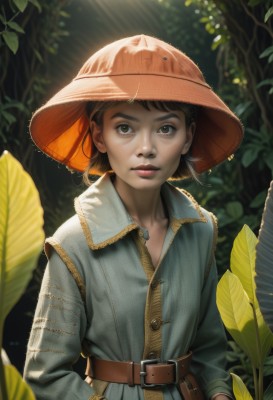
[264,381,273,400]
[230,225,258,305]
[0,151,44,330]
[217,270,272,367]
[231,373,253,400]
[4,364,35,400]
[256,181,273,331]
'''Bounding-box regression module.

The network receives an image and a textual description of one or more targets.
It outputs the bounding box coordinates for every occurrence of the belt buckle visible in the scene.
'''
[167,359,179,384]
[140,358,160,388]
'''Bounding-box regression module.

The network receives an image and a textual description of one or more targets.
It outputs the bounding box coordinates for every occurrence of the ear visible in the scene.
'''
[91,121,107,153]
[181,122,195,155]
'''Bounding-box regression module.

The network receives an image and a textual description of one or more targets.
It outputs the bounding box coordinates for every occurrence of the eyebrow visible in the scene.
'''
[110,112,180,122]
[155,113,180,121]
[110,112,139,121]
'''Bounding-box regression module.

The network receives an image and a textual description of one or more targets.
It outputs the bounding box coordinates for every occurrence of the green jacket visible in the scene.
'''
[24,173,232,400]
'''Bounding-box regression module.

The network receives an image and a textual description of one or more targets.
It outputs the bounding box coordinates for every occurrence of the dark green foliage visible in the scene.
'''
[227,341,255,396]
[183,0,273,394]
[0,0,71,188]
[182,0,273,272]
[151,0,219,86]
[227,340,273,398]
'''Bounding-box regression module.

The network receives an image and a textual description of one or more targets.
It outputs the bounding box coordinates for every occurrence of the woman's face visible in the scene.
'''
[92,102,194,193]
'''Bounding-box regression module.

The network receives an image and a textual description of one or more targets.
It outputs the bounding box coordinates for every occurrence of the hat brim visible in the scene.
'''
[30,74,243,174]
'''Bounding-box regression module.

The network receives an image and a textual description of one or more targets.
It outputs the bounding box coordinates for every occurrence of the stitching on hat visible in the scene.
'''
[73,73,211,89]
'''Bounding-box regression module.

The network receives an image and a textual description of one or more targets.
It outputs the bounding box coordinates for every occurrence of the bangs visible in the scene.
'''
[86,100,198,126]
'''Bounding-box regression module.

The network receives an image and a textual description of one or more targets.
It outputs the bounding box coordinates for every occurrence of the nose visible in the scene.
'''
[136,131,156,158]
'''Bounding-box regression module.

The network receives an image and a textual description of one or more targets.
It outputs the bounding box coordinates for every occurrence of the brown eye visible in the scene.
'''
[116,124,132,134]
[159,125,175,135]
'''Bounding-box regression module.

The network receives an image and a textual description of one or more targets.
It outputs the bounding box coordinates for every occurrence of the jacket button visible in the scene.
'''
[147,351,158,359]
[150,318,161,330]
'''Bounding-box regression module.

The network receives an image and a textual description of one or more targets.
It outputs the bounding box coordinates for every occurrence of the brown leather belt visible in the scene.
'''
[85,352,192,388]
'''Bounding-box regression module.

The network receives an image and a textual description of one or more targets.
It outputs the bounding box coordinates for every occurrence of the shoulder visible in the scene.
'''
[53,214,83,242]
[44,213,88,260]
[168,185,218,255]
[184,188,217,238]
[49,214,83,244]
[164,182,217,231]
[181,188,217,228]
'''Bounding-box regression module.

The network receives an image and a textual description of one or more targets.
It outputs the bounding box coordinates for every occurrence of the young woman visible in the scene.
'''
[24,34,243,400]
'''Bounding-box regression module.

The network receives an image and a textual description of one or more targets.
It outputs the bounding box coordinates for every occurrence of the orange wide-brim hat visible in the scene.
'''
[30,34,243,174]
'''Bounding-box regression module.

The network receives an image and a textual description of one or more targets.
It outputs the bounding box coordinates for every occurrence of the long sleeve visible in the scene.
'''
[190,257,232,399]
[23,177,234,400]
[24,251,103,400]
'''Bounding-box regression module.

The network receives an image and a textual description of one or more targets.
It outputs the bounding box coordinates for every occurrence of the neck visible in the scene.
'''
[113,178,166,228]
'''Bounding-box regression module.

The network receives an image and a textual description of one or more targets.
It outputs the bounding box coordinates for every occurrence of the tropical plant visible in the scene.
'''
[216,222,273,399]
[0,151,44,399]
[255,181,273,332]
[0,0,70,173]
[182,0,273,274]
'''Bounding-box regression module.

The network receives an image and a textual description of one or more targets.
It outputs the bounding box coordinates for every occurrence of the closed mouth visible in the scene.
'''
[132,165,159,170]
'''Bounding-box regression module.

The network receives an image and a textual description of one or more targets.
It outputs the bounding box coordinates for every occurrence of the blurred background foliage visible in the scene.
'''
[183,0,273,275]
[1,0,272,380]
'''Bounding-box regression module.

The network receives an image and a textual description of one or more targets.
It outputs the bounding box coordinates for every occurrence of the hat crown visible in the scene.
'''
[76,35,206,86]
[30,34,243,175]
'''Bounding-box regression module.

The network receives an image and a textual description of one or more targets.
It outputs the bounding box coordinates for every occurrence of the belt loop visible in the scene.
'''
[127,361,135,386]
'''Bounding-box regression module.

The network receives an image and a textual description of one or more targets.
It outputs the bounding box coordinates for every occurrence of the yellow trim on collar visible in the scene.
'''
[75,196,138,250]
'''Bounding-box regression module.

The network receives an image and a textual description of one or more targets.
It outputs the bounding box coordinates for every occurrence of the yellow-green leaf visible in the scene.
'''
[217,270,269,367]
[230,225,258,305]
[231,373,253,400]
[0,151,44,325]
[4,364,35,400]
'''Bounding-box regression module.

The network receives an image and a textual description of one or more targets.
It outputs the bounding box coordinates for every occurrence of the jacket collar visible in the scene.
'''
[75,173,206,250]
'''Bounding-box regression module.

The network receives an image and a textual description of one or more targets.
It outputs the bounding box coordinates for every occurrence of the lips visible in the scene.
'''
[132,164,159,170]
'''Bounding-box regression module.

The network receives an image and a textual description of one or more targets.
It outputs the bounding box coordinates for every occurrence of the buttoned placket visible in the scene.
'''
[134,222,183,400]
[73,174,207,399]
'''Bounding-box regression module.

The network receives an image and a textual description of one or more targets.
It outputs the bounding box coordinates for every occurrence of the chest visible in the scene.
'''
[84,227,207,321]
[82,229,207,359]
[144,222,168,268]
